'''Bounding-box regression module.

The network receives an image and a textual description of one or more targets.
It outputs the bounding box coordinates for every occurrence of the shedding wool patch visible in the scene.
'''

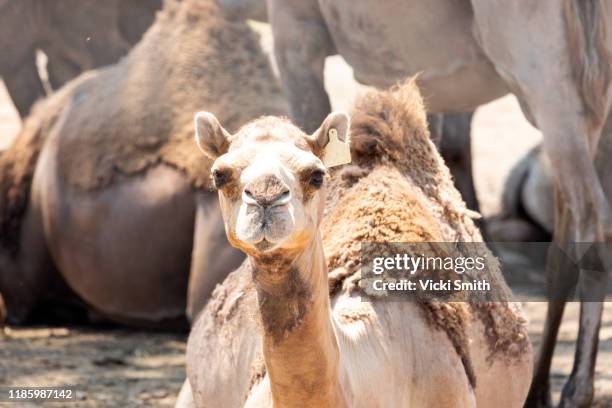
[323,80,529,384]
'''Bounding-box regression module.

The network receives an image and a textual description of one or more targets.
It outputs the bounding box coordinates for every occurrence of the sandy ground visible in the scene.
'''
[1,29,611,407]
[0,327,185,407]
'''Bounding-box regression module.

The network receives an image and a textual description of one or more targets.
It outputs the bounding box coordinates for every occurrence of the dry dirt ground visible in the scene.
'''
[1,27,612,407]
[0,327,185,407]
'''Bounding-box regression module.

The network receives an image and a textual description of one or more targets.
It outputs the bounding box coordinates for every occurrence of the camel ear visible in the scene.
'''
[194,111,232,159]
[309,112,350,150]
[309,112,351,167]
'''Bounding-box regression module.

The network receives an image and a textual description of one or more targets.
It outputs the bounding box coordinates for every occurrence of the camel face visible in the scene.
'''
[218,140,323,254]
[194,111,348,256]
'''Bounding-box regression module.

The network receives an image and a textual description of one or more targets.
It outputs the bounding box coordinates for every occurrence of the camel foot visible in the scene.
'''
[558,377,594,408]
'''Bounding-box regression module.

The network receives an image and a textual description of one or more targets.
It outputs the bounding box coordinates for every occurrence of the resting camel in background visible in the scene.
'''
[488,145,555,243]
[491,124,612,241]
[0,0,161,118]
[0,0,286,328]
[177,80,532,407]
[259,1,612,406]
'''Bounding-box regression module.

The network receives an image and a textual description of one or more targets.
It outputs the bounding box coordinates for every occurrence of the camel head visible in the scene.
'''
[194,111,349,257]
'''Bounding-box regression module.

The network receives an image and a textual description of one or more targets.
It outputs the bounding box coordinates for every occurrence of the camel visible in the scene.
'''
[177,80,532,407]
[0,0,287,328]
[264,2,612,405]
[490,113,612,244]
[435,112,479,214]
[487,146,554,243]
[0,0,161,118]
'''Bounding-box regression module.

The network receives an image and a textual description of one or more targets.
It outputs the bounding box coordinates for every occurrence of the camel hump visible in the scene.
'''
[563,0,612,129]
[350,78,429,163]
[338,79,530,368]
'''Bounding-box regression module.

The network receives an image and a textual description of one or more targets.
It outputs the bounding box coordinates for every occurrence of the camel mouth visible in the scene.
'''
[253,238,275,252]
[235,202,295,248]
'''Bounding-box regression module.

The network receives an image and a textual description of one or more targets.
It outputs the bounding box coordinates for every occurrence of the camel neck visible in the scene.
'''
[250,237,346,407]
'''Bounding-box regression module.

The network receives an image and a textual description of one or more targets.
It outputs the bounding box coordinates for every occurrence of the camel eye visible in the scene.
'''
[309,169,325,188]
[212,169,230,189]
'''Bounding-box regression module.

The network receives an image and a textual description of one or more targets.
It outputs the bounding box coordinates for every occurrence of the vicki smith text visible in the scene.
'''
[372,278,491,292]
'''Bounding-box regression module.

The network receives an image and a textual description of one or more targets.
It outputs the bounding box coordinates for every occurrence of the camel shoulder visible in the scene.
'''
[186,261,264,407]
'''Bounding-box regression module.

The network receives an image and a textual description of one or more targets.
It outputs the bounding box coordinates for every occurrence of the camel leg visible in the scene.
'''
[215,0,268,22]
[2,48,46,118]
[437,112,479,213]
[471,1,611,243]
[526,202,579,408]
[471,2,611,405]
[559,266,608,408]
[186,193,244,322]
[430,112,486,236]
[44,49,82,90]
[117,0,163,45]
[270,0,334,132]
[559,113,612,407]
[534,115,612,408]
[427,113,444,147]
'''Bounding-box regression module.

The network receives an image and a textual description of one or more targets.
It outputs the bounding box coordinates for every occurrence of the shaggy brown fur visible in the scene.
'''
[563,0,612,129]
[322,80,528,382]
[57,0,285,191]
[206,261,256,326]
[0,0,285,255]
[255,266,312,344]
[470,302,529,362]
[0,115,46,257]
[188,260,267,400]
[0,75,92,256]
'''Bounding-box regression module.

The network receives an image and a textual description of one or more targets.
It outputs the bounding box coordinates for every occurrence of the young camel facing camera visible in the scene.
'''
[177,81,532,407]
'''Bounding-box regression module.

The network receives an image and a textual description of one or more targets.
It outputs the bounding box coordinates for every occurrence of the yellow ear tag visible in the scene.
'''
[322,128,351,168]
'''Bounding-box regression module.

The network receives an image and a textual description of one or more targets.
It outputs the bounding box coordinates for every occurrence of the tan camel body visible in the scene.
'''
[0,0,286,327]
[266,1,612,405]
[178,81,532,407]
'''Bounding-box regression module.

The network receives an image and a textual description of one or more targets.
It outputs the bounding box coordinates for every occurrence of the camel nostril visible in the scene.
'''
[268,190,292,207]
[242,189,259,206]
